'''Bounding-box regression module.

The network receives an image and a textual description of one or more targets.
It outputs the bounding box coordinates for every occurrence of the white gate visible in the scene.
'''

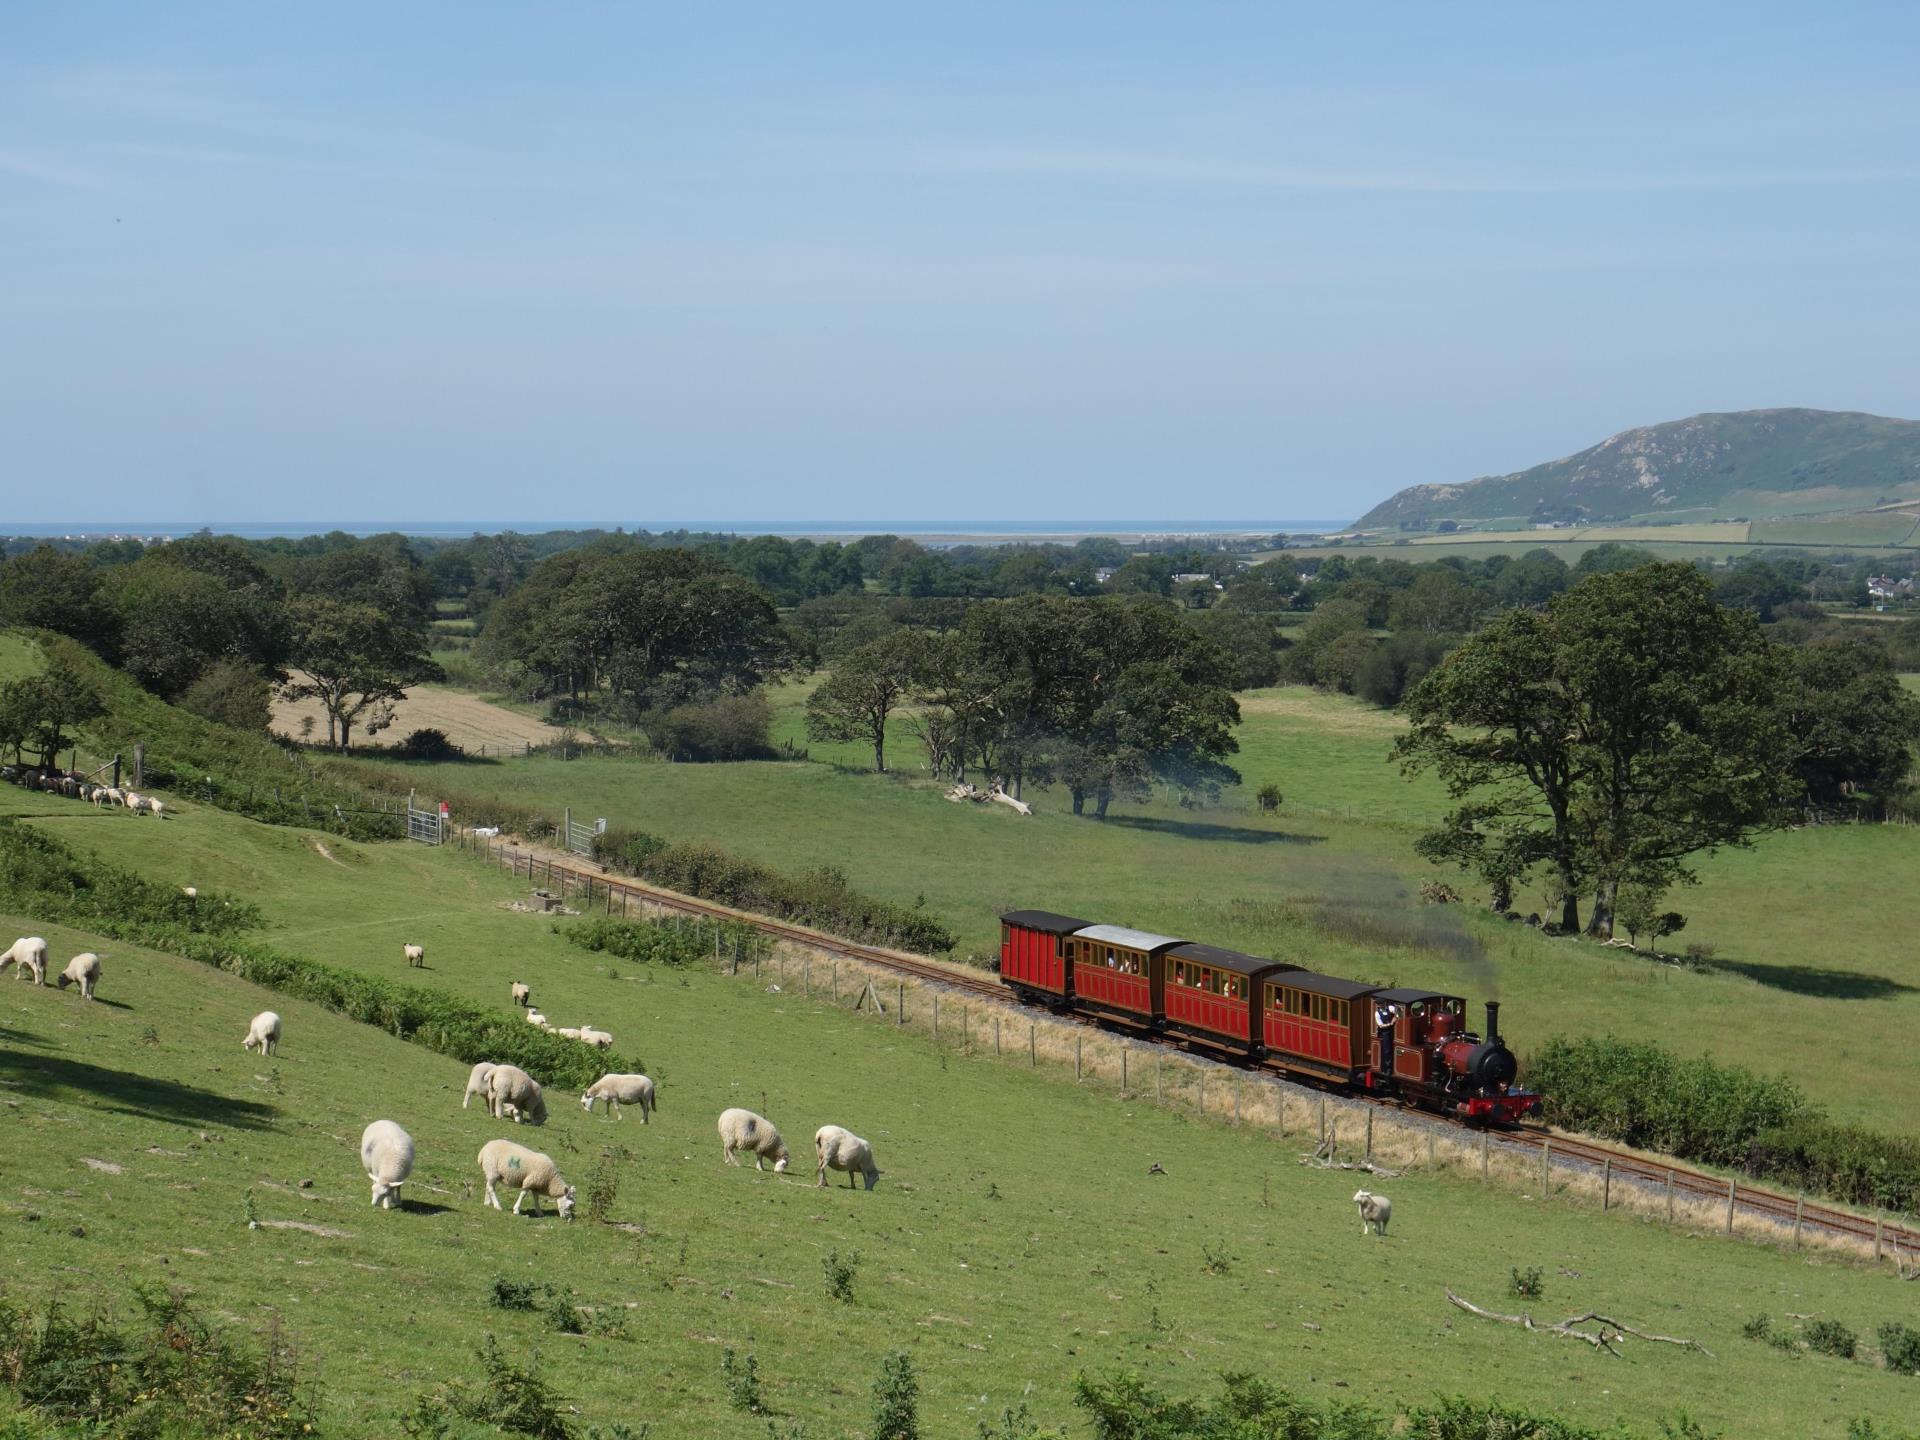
[562,806,601,858]
[406,792,445,845]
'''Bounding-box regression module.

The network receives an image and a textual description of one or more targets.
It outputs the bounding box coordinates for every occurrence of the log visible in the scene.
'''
[1443,1290,1712,1358]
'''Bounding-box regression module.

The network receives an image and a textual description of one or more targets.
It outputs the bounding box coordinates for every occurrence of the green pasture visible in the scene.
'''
[1751,512,1920,548]
[6,802,1920,1437]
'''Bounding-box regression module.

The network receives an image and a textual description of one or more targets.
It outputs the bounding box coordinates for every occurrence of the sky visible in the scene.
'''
[4,2,1919,528]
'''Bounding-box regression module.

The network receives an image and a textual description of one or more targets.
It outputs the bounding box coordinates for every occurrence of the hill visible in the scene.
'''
[1353,408,1920,530]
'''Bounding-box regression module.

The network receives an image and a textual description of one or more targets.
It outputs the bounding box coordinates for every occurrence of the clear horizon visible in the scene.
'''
[6,4,1917,525]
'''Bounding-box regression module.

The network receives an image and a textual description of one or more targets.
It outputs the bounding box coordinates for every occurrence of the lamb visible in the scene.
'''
[556,1027,584,1041]
[147,797,165,820]
[55,951,103,1000]
[718,1108,790,1172]
[814,1124,881,1190]
[578,1027,614,1051]
[123,790,144,812]
[581,1073,655,1122]
[360,1120,415,1209]
[473,826,501,838]
[510,981,531,1008]
[242,1010,282,1056]
[485,1064,548,1126]
[1,936,48,985]
[477,1138,575,1219]
[403,943,424,969]
[94,787,123,808]
[1353,1188,1392,1237]
[526,1009,550,1028]
[463,1061,497,1109]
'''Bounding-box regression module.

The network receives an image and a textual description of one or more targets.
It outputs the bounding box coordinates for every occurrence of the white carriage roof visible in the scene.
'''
[1074,924,1185,952]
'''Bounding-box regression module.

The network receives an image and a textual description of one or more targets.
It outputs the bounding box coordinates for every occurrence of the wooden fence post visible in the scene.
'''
[1427,1132,1436,1169]
[962,1006,969,1051]
[1364,1109,1373,1160]
[1726,1179,1736,1234]
[1199,1070,1206,1117]
[1602,1159,1612,1212]
[1121,1046,1128,1095]
[1155,1054,1162,1104]
[832,961,839,1002]
[1232,1077,1240,1126]
[1794,1195,1804,1249]
[994,1016,1001,1056]
[1075,1035,1082,1082]
[1666,1170,1675,1223]
[897,981,905,1025]
[1481,1131,1489,1183]
[1317,1096,1326,1142]
[1540,1139,1550,1198]
[1875,1215,1884,1263]
[1029,1022,1036,1066]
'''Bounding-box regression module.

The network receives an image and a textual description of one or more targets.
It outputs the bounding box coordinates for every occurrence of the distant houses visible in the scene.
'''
[1866,575,1914,601]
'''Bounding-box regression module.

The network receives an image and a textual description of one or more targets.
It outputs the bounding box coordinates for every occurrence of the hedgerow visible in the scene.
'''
[0,821,630,1089]
[1529,1035,1920,1214]
[562,913,763,968]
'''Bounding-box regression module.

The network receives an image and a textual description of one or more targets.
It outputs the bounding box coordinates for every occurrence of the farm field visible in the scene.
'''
[270,683,566,754]
[6,800,1920,1437]
[1751,512,1920,548]
[300,678,1920,1137]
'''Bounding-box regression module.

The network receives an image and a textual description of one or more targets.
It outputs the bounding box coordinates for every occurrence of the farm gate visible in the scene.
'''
[562,806,603,858]
[406,792,446,845]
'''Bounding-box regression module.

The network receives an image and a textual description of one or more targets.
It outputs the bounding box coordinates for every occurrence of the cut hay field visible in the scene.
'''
[333,682,1920,1138]
[7,797,1920,1437]
[270,684,566,754]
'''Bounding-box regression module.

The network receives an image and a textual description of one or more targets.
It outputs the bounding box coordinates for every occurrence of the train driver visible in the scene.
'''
[1374,1001,1399,1072]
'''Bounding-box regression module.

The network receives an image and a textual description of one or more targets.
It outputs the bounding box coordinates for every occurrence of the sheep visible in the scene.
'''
[581,1073,655,1122]
[526,1008,549,1028]
[463,1061,497,1109]
[360,1120,415,1209]
[242,1010,282,1056]
[718,1108,790,1172]
[578,1027,614,1051]
[1353,1188,1391,1237]
[55,952,102,1000]
[814,1125,881,1190]
[148,797,166,820]
[123,790,144,812]
[510,981,530,1008]
[485,1064,548,1126]
[0,936,48,985]
[403,943,425,969]
[473,825,501,838]
[96,787,123,808]
[556,1027,584,1041]
[477,1138,575,1219]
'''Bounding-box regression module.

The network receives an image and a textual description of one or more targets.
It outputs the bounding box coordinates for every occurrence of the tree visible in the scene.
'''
[2,649,107,767]
[1390,568,1487,634]
[282,597,439,749]
[1615,885,1686,949]
[111,547,288,697]
[1397,564,1797,937]
[1775,633,1920,809]
[178,659,274,733]
[0,545,121,654]
[804,630,922,773]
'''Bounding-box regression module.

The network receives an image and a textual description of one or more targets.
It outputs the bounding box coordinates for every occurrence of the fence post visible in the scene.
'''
[897,981,905,1025]
[1364,1109,1373,1160]
[1317,1096,1325,1141]
[1541,1139,1550,1198]
[1075,1036,1082,1082]
[1121,1046,1128,1095]
[1427,1133,1436,1169]
[1155,1053,1161,1103]
[1602,1158,1611,1212]
[1666,1170,1675,1223]
[1200,1071,1207,1118]
[932,992,938,1041]
[1794,1194,1804,1249]
[994,1016,1001,1056]
[962,1005,969,1051]
[1029,1022,1036,1066]
[1726,1179,1736,1234]
[1481,1132,1489,1183]
[1233,1078,1240,1126]
[1875,1215,1884,1263]
[805,959,811,997]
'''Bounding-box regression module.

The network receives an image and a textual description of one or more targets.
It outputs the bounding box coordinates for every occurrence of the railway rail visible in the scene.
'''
[455,826,1920,1260]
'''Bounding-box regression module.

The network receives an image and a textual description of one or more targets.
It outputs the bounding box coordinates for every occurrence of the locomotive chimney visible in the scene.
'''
[1484,1001,1501,1043]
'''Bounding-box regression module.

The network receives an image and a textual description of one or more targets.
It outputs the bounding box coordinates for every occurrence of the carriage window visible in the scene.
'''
[1054,936,1067,959]
[1002,925,1011,947]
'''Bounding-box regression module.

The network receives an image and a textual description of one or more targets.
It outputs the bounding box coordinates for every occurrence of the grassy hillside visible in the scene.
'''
[1355,408,1920,529]
[6,801,1920,1436]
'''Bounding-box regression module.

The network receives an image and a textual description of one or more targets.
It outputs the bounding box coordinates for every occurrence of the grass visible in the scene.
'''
[1752,512,1920,548]
[6,802,1920,1437]
[301,677,1920,1141]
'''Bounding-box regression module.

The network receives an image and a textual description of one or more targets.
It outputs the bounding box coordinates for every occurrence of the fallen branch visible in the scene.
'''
[1298,1153,1403,1177]
[1444,1290,1712,1358]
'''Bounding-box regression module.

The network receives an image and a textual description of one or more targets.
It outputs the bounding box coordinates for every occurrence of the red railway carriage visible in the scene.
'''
[1070,924,1183,1026]
[1165,943,1297,1053]
[1369,987,1467,1082]
[1262,972,1380,1080]
[998,910,1093,1000]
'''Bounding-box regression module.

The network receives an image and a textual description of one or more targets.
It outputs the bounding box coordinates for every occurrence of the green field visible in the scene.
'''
[8,794,1920,1437]
[320,681,1920,1140]
[1751,512,1920,548]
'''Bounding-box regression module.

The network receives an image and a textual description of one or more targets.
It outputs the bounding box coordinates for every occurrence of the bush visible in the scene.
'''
[390,727,464,761]
[1509,1266,1544,1300]
[1744,1114,1920,1213]
[414,1335,577,1440]
[1879,1320,1920,1375]
[563,914,759,969]
[1255,782,1282,814]
[823,1248,859,1304]
[581,1154,620,1224]
[721,1348,763,1413]
[645,691,775,761]
[1806,1318,1857,1358]
[870,1350,920,1440]
[489,1276,545,1311]
[177,658,273,734]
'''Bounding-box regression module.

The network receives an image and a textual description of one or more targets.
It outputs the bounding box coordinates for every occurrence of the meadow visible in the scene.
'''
[7,793,1920,1437]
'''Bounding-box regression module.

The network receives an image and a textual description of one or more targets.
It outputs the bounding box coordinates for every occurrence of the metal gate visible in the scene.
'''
[562,806,601,858]
[406,792,445,845]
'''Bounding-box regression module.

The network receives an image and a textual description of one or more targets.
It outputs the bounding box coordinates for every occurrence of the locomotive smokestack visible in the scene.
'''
[1484,1001,1501,1043]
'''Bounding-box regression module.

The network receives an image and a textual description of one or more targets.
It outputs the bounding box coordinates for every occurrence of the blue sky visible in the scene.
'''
[4,2,1918,526]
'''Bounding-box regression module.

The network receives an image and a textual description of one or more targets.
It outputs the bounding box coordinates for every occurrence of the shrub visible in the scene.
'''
[823,1249,860,1304]
[391,727,464,761]
[646,691,776,761]
[721,1348,764,1413]
[1255,782,1282,814]
[1509,1265,1544,1300]
[869,1350,920,1440]
[432,1335,577,1440]
[1879,1320,1920,1375]
[1744,1114,1920,1214]
[177,658,273,734]
[581,1154,621,1224]
[563,914,759,969]
[489,1276,546,1311]
[1806,1318,1857,1358]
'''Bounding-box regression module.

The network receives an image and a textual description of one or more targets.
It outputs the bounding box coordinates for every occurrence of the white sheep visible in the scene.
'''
[91,787,116,808]
[1353,1188,1391,1237]
[485,1064,548,1126]
[403,943,424,968]
[123,790,144,812]
[148,797,166,820]
[526,1009,549,1028]
[578,1027,614,1051]
[581,1073,655,1122]
[510,981,530,1008]
[242,1010,282,1056]
[718,1108,790,1172]
[55,952,103,1000]
[0,936,48,985]
[463,1061,497,1109]
[556,1027,584,1041]
[814,1124,881,1190]
[477,1138,575,1219]
[361,1120,415,1209]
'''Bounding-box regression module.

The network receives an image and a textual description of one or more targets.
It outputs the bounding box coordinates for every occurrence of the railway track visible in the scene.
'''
[458,828,1920,1259]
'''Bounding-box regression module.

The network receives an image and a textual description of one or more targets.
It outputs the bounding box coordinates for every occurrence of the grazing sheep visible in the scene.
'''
[183,886,198,900]
[463,1061,497,1110]
[123,790,144,812]
[477,1138,575,1219]
[55,952,103,1000]
[578,1027,614,1051]
[581,1073,655,1122]
[1,936,48,985]
[485,1064,548,1126]
[243,1010,282,1056]
[147,797,166,820]
[1353,1188,1391,1237]
[718,1108,790,1172]
[360,1120,415,1209]
[473,826,501,838]
[402,943,424,968]
[814,1125,882,1190]
[94,787,122,808]
[526,1009,549,1028]
[510,981,530,1008]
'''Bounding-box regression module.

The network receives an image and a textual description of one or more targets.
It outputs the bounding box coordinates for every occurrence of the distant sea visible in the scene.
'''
[7,519,1341,547]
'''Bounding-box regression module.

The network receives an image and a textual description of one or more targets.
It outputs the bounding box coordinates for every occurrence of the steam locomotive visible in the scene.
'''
[999,910,1537,1122]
